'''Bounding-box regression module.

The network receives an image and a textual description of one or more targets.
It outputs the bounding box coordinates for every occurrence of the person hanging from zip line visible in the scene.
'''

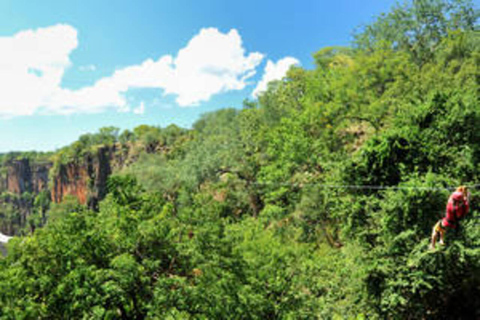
[430,186,470,250]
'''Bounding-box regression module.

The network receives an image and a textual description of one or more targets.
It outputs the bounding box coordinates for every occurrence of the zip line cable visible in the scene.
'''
[250,181,480,191]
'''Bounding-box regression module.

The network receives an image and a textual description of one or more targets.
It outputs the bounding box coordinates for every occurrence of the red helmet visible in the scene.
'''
[451,191,464,201]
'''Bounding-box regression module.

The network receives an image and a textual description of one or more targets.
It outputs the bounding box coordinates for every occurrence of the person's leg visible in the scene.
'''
[438,227,445,245]
[430,222,440,249]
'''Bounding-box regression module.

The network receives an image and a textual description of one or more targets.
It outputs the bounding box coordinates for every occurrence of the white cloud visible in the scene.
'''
[133,101,145,115]
[0,24,78,116]
[252,57,300,98]
[168,28,264,106]
[0,25,266,116]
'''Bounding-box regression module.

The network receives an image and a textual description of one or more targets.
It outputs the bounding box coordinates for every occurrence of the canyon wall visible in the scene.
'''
[0,159,51,235]
[51,146,116,209]
[4,159,51,194]
[0,145,129,235]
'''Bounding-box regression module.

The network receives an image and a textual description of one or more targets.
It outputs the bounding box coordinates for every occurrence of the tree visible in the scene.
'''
[354,0,479,65]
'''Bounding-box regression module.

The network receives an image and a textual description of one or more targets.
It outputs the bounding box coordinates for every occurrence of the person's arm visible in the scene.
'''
[460,197,469,219]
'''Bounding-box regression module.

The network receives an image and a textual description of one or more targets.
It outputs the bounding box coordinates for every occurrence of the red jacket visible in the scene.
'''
[442,192,469,229]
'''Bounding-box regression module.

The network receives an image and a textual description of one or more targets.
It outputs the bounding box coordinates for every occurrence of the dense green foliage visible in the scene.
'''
[0,0,479,318]
[0,152,53,165]
[49,124,188,176]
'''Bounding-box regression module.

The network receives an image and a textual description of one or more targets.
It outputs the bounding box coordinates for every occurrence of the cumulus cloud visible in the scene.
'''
[0,25,266,116]
[0,24,78,116]
[252,57,300,98]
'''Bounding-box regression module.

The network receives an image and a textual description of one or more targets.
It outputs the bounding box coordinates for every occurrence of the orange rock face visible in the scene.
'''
[51,163,89,205]
[0,159,52,235]
[3,159,51,195]
[0,146,118,235]
[50,146,114,207]
[6,159,31,194]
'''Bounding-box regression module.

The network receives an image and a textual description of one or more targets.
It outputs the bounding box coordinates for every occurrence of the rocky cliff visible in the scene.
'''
[51,146,118,209]
[0,158,52,235]
[0,145,129,235]
[4,159,51,194]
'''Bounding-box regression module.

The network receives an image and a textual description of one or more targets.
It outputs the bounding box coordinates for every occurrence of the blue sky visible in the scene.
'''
[0,0,399,152]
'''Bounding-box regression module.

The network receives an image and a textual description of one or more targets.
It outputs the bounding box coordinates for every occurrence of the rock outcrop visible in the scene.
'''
[52,146,115,209]
[0,159,52,235]
[51,162,89,205]
[1,159,51,195]
[0,145,130,235]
